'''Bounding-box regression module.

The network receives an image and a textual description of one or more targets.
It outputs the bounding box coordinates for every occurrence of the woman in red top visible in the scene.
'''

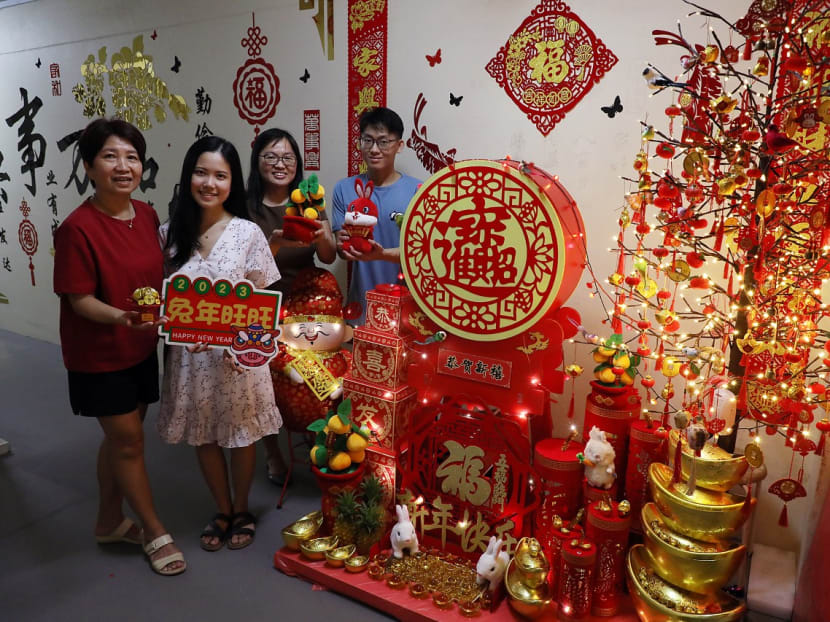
[53,118,185,576]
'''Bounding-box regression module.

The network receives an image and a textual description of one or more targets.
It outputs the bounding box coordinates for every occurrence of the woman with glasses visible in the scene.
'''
[246,128,335,486]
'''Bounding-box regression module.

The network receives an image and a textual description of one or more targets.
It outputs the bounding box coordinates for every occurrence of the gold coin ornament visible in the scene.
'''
[667,260,691,282]
[744,442,764,468]
[399,160,586,341]
[636,277,658,299]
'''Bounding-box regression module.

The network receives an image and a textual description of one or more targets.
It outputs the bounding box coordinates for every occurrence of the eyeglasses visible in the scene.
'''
[359,136,399,151]
[260,153,297,166]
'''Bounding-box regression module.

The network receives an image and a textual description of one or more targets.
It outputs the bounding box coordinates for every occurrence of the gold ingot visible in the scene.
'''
[505,558,552,619]
[324,543,356,567]
[626,545,747,621]
[344,554,369,573]
[280,510,324,551]
[299,535,339,561]
[513,537,550,589]
[667,430,749,492]
[641,503,746,594]
[649,463,754,543]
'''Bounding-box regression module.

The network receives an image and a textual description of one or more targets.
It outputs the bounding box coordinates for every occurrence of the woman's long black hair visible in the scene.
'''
[165,136,249,270]
[246,128,304,219]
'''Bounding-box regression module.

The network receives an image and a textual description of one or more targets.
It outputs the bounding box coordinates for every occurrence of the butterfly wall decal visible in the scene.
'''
[151,29,158,40]
[35,57,41,68]
[299,69,310,83]
[601,95,623,118]
[171,56,181,73]
[426,49,442,67]
[449,92,463,107]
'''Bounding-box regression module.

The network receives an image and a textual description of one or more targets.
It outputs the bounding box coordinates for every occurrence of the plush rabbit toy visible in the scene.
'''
[476,536,509,593]
[390,504,419,559]
[579,426,617,489]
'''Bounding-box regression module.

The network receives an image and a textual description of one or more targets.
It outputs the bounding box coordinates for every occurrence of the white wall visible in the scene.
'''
[0,0,824,569]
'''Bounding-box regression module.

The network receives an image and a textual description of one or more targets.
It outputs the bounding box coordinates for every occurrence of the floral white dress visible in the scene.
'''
[157,218,282,448]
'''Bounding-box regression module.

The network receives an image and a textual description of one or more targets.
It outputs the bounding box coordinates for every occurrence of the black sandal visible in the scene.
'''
[199,513,230,552]
[227,511,257,550]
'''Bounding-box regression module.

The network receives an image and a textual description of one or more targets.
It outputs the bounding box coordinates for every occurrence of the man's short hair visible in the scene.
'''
[358,107,404,139]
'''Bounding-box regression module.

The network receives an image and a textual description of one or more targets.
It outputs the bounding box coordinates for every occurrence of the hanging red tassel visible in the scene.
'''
[779,503,789,527]
[742,478,753,512]
[672,434,683,484]
[714,215,725,252]
[816,432,826,456]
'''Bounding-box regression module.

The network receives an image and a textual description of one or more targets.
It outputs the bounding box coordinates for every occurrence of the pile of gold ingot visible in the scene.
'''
[504,537,552,619]
[132,287,161,306]
[625,432,752,621]
[383,550,488,611]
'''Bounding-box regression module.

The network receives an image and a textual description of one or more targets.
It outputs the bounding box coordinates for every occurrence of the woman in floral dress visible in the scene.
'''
[158,136,281,551]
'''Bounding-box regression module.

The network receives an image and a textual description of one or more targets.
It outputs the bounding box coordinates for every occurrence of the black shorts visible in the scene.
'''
[68,351,160,417]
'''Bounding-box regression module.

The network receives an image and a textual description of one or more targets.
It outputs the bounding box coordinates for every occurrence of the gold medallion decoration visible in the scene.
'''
[744,442,764,468]
[400,160,578,341]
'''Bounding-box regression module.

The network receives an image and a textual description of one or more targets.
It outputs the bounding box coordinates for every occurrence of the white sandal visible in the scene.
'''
[143,534,186,576]
[95,517,142,545]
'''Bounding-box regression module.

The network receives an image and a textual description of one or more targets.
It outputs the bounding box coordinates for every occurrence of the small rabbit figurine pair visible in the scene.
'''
[579,426,617,489]
[476,536,509,593]
[390,504,419,559]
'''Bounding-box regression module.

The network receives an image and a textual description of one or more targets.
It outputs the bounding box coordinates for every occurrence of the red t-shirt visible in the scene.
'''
[53,199,163,372]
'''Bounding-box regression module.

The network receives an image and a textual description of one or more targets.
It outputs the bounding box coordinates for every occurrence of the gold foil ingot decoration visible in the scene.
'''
[280,510,324,551]
[667,430,749,492]
[299,535,339,561]
[626,545,747,621]
[324,543,356,567]
[344,554,369,573]
[132,286,160,306]
[513,537,549,589]
[618,499,631,517]
[641,503,747,595]
[648,463,754,542]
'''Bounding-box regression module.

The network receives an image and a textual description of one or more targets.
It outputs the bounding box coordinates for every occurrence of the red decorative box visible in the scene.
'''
[585,501,632,617]
[583,381,640,492]
[623,419,665,533]
[547,522,584,598]
[364,445,399,513]
[351,328,412,390]
[558,539,597,621]
[365,284,411,334]
[343,377,417,451]
[534,437,585,524]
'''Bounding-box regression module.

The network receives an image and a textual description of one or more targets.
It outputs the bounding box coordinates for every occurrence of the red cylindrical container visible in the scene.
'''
[583,381,640,491]
[585,501,632,616]
[557,539,597,621]
[624,419,665,532]
[534,437,585,523]
[583,479,619,507]
[548,522,584,597]
[312,462,366,533]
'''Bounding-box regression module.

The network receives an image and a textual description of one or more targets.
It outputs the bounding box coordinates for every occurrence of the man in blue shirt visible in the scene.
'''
[332,107,421,325]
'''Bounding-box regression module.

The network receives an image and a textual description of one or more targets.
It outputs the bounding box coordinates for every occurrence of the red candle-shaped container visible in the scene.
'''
[557,538,596,621]
[583,381,640,489]
[583,479,619,507]
[585,500,632,616]
[547,521,584,597]
[534,436,584,524]
[624,418,665,532]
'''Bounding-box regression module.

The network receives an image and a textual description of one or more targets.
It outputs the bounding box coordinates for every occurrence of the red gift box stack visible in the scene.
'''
[343,284,417,509]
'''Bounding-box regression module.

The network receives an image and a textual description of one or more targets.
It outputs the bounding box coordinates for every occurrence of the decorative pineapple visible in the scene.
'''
[360,472,386,509]
[332,489,359,545]
[355,500,386,555]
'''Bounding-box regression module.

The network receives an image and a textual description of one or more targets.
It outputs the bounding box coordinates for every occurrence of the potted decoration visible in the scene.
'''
[308,399,370,532]
[284,174,325,243]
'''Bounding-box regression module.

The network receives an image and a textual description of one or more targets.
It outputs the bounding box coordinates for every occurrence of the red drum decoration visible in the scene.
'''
[557,539,596,620]
[534,437,584,524]
[624,419,665,532]
[585,501,632,616]
[583,381,640,491]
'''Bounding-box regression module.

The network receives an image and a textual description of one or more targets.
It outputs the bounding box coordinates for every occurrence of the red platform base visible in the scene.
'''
[274,548,639,621]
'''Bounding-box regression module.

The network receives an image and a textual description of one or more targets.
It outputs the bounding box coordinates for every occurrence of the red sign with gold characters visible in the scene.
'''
[159,274,282,369]
[485,0,618,136]
[401,159,586,436]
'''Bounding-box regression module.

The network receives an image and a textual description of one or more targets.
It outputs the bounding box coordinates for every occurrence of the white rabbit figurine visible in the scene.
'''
[580,426,616,489]
[476,536,510,593]
[390,504,419,559]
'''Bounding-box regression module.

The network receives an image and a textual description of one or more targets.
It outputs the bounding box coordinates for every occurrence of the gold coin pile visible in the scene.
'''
[386,550,486,605]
